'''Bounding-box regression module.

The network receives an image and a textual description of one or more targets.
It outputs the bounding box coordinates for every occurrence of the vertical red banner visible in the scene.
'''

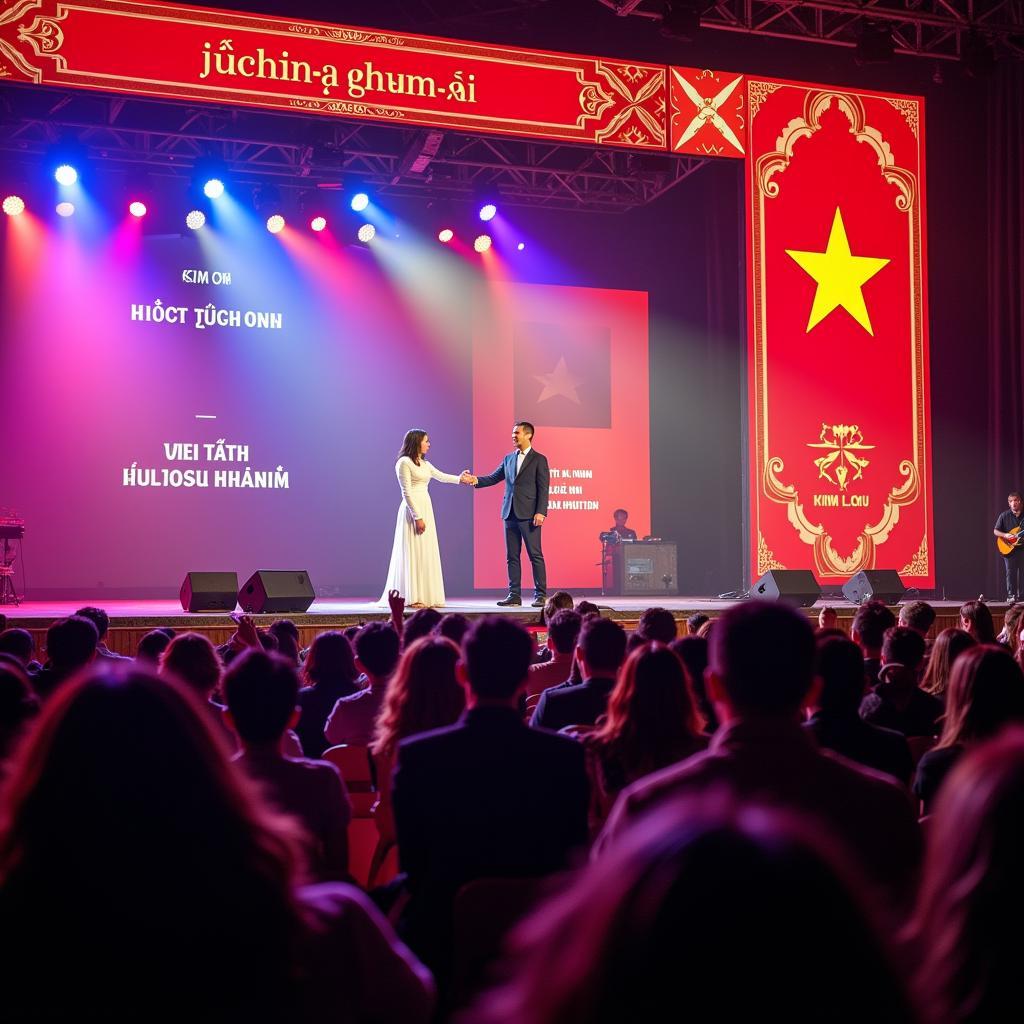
[472,283,650,590]
[746,80,933,586]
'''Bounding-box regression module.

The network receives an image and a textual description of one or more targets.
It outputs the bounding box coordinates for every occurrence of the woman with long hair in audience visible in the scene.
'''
[0,665,434,1023]
[297,630,360,758]
[908,729,1024,1023]
[959,600,997,645]
[371,637,465,850]
[920,628,976,701]
[670,634,718,734]
[583,643,706,829]
[913,645,1024,815]
[467,798,917,1024]
[159,631,235,748]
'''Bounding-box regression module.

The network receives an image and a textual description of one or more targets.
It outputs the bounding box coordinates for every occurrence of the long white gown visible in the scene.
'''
[379,456,461,607]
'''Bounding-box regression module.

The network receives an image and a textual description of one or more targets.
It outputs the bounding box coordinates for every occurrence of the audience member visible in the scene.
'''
[635,607,677,644]
[436,613,471,646]
[530,617,627,732]
[0,660,38,765]
[160,631,229,741]
[0,628,39,674]
[472,800,916,1024]
[920,627,976,701]
[267,619,301,664]
[325,622,401,747]
[297,631,360,758]
[818,606,839,632]
[913,645,1024,815]
[598,602,921,914]
[584,643,705,828]
[670,635,718,734]
[807,636,914,785]
[898,600,937,643]
[32,616,98,700]
[998,601,1024,647]
[74,606,129,661]
[859,627,942,738]
[527,610,581,695]
[852,600,897,688]
[695,618,715,641]
[0,666,434,1022]
[135,628,172,665]
[539,591,574,626]
[403,608,443,647]
[224,649,352,881]
[686,612,710,636]
[959,599,997,644]
[574,600,600,619]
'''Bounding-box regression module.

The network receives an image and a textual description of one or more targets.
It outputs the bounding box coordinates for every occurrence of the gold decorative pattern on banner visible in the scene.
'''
[16,9,67,71]
[577,79,615,123]
[758,534,786,574]
[807,424,874,491]
[593,62,666,147]
[287,98,405,118]
[748,80,781,120]
[899,536,929,576]
[0,0,45,82]
[884,97,920,139]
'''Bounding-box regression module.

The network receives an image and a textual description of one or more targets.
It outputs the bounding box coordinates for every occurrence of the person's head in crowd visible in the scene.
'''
[575,600,600,619]
[851,601,897,657]
[898,600,936,638]
[873,626,927,699]
[223,649,301,749]
[462,616,534,703]
[921,628,976,698]
[696,618,715,641]
[1001,602,1024,646]
[0,660,39,761]
[436,613,471,646]
[0,628,35,667]
[709,602,816,721]
[814,636,870,717]
[156,626,176,640]
[0,666,308,1017]
[267,620,300,664]
[135,629,172,665]
[637,607,677,644]
[373,636,464,759]
[546,610,582,658]
[910,729,1024,1023]
[670,635,717,733]
[343,624,361,643]
[354,621,401,685]
[576,617,628,683]
[0,613,5,632]
[541,590,574,625]
[160,632,222,702]
[934,645,1024,752]
[45,616,98,677]
[686,613,710,637]
[403,607,443,646]
[818,606,839,632]
[590,643,701,782]
[73,606,111,643]
[960,599,997,644]
[472,799,916,1024]
[301,630,358,692]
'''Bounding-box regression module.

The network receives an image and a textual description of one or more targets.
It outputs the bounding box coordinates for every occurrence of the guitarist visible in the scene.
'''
[994,492,1024,601]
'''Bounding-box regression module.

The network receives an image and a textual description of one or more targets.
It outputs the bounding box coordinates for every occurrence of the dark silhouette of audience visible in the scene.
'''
[527,609,581,694]
[670,634,717,734]
[0,660,38,764]
[267,619,301,664]
[33,615,98,700]
[403,608,443,647]
[135,628,172,664]
[960,599,997,644]
[297,631,360,757]
[325,622,401,747]
[436,613,471,646]
[852,600,898,688]
[859,626,943,738]
[920,627,976,701]
[74,606,130,662]
[0,628,40,675]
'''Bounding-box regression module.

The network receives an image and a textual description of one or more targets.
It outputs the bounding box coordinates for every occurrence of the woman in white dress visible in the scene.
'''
[380,429,470,608]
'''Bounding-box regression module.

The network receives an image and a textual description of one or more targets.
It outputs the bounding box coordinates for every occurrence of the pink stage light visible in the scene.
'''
[2,195,25,216]
[438,228,454,243]
[266,214,285,234]
[129,201,147,218]
[310,216,327,232]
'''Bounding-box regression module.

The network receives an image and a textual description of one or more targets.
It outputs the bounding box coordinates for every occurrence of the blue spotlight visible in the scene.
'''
[55,164,78,186]
[203,178,225,199]
[350,192,369,212]
[478,202,497,222]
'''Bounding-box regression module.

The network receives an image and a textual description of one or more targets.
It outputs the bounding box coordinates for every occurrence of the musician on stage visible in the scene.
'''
[994,491,1024,601]
[610,508,638,541]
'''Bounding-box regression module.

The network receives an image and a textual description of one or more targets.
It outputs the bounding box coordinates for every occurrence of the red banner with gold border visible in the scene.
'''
[669,67,745,158]
[0,0,666,148]
[746,79,933,586]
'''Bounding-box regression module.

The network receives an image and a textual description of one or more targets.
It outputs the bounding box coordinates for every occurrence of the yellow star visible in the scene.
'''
[535,356,582,404]
[785,208,890,336]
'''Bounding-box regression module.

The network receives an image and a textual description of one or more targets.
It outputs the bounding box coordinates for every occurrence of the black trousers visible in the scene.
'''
[1004,552,1024,600]
[505,516,547,597]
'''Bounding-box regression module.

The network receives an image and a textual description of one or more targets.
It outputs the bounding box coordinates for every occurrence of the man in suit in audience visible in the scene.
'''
[393,616,589,977]
[597,601,921,917]
[530,616,627,731]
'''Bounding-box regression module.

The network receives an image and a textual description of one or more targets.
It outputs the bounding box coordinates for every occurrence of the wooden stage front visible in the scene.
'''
[1,596,1003,658]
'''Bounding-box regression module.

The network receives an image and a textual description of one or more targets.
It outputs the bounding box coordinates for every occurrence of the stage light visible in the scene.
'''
[310,216,327,232]
[55,164,78,186]
[266,214,285,234]
[350,192,370,212]
[660,0,704,42]
[478,203,497,222]
[203,178,225,199]
[56,201,75,217]
[517,242,526,251]
[186,209,206,230]
[854,21,895,65]
[474,233,492,253]
[129,201,148,218]
[357,223,376,243]
[438,228,454,243]
[2,195,25,217]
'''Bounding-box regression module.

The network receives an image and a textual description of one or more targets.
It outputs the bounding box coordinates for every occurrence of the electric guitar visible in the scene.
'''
[997,526,1024,556]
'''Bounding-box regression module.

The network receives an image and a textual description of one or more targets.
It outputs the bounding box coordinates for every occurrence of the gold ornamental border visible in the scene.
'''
[748,84,930,578]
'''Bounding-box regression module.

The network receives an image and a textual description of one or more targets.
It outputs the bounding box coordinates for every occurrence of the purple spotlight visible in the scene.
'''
[129,201,148,218]
[478,203,497,222]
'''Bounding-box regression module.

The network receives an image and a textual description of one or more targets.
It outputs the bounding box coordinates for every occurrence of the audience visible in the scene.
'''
[403,608,443,647]
[297,631,360,758]
[160,631,229,738]
[33,615,98,700]
[913,645,1024,815]
[267,619,301,664]
[670,634,718,734]
[859,626,942,738]
[0,666,434,1022]
[898,600,937,643]
[633,606,678,645]
[686,612,710,636]
[74,606,129,661]
[224,649,352,881]
[0,628,39,675]
[807,636,914,785]
[539,591,574,626]
[920,627,976,701]
[998,601,1024,647]
[436,613,471,646]
[325,622,401,747]
[135,628,172,664]
[531,617,627,732]
[575,600,600,618]
[817,606,839,631]
[852,600,897,688]
[960,599,997,644]
[527,610,581,695]
[0,660,38,765]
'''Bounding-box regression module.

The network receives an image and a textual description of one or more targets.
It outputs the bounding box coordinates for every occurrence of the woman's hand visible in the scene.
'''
[415,518,427,534]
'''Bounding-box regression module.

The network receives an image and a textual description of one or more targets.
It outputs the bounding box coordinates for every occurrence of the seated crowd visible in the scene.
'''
[1,594,1024,1021]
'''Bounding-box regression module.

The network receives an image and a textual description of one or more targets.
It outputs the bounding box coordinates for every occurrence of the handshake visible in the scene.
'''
[459,470,478,485]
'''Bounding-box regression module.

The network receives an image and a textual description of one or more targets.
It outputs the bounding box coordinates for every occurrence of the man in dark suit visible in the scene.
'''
[531,616,627,732]
[469,421,550,607]
[392,615,589,979]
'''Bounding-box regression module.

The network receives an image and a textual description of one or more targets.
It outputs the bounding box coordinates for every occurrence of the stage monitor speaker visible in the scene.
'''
[841,570,906,606]
[751,569,821,607]
[238,570,315,614]
[179,571,239,613]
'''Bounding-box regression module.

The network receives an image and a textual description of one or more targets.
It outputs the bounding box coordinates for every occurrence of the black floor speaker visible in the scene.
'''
[751,569,821,607]
[841,570,906,605]
[238,570,315,614]
[179,571,239,612]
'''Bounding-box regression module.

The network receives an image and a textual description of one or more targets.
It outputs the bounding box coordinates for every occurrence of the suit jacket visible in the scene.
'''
[530,676,616,732]
[475,448,550,521]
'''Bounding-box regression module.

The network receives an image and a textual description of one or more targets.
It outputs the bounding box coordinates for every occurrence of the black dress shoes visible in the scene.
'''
[497,595,522,607]
[531,596,547,607]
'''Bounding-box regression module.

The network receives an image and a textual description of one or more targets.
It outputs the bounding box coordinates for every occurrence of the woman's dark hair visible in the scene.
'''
[921,628,976,698]
[670,636,716,732]
[960,600,997,644]
[935,645,1024,750]
[301,630,358,691]
[0,661,39,761]
[398,428,428,464]
[403,607,443,646]
[160,632,222,699]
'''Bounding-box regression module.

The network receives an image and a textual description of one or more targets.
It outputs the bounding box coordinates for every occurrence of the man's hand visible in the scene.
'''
[415,518,427,534]
[387,589,406,618]
[533,513,546,527]
[460,470,477,485]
